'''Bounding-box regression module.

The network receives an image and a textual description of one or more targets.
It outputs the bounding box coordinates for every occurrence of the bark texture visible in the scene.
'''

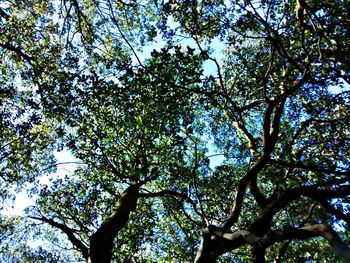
[89,185,139,263]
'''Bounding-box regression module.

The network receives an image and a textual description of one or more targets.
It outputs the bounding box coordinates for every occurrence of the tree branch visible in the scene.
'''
[222,154,271,230]
[319,200,350,224]
[196,221,350,262]
[89,184,139,262]
[0,42,33,65]
[266,224,350,260]
[223,98,288,227]
[271,159,350,177]
[194,226,248,263]
[139,189,188,199]
[29,216,89,260]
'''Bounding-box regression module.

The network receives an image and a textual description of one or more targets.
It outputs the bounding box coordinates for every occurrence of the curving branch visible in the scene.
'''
[249,184,350,236]
[221,155,270,230]
[319,200,350,224]
[266,224,350,260]
[195,226,248,263]
[29,216,89,260]
[271,159,350,177]
[223,99,287,229]
[69,0,94,44]
[0,42,33,65]
[195,223,350,262]
[89,184,139,262]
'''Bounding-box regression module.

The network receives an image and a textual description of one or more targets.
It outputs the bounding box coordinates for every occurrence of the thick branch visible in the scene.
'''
[319,200,350,223]
[266,224,350,260]
[0,7,9,18]
[250,97,286,207]
[30,216,89,260]
[249,184,350,236]
[300,185,350,200]
[224,99,288,226]
[223,107,258,156]
[195,226,249,263]
[238,100,265,113]
[223,99,287,228]
[0,42,33,64]
[271,159,350,177]
[222,154,271,230]
[274,71,308,103]
[262,103,274,152]
[251,246,266,263]
[196,223,350,262]
[89,184,139,263]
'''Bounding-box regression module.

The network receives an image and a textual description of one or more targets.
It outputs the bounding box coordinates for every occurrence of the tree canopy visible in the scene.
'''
[1,0,350,262]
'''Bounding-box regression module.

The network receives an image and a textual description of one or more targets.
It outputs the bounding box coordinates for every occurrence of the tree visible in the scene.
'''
[0,0,58,203]
[1,0,350,262]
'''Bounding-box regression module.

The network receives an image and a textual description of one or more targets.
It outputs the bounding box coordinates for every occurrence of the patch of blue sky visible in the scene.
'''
[328,79,350,94]
[2,149,80,216]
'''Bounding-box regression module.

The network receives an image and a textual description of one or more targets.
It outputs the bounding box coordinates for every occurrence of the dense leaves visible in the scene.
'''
[1,0,350,262]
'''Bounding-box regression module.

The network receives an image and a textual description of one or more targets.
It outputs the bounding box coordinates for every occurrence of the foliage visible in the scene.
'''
[0,214,79,262]
[1,0,350,262]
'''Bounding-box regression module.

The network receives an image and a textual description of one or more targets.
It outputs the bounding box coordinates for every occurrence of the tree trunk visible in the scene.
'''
[194,246,216,263]
[89,185,139,263]
[251,246,266,263]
